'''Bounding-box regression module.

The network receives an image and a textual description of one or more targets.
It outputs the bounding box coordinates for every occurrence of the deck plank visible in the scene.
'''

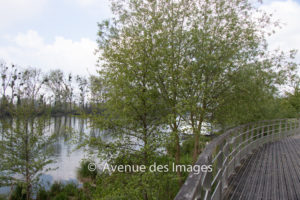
[223,134,300,200]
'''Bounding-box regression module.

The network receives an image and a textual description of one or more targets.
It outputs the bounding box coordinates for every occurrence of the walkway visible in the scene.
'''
[224,134,300,200]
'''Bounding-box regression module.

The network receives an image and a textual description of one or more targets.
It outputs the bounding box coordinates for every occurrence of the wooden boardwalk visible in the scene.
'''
[223,134,300,200]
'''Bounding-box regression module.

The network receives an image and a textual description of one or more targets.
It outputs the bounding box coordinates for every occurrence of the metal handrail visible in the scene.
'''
[174,118,300,200]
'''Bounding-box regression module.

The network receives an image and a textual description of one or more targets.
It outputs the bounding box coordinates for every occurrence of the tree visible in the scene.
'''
[44,70,70,113]
[76,75,89,110]
[0,61,16,116]
[66,73,74,111]
[8,64,18,105]
[0,60,10,100]
[175,0,297,160]
[94,0,298,198]
[89,75,106,106]
[20,68,46,106]
[0,102,55,200]
[96,0,199,184]
[92,0,182,198]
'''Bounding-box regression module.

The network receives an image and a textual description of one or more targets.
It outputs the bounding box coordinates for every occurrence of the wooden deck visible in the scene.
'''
[223,134,300,200]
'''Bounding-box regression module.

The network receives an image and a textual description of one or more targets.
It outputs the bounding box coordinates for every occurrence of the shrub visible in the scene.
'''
[50,182,64,196]
[53,192,68,200]
[36,188,49,200]
[10,184,26,200]
[77,160,97,180]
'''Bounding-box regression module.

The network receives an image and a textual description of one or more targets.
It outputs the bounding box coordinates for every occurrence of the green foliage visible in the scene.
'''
[283,85,300,117]
[91,0,298,198]
[0,195,6,200]
[36,188,49,200]
[92,156,180,200]
[181,135,211,157]
[50,182,64,196]
[10,184,27,200]
[52,193,68,200]
[77,160,98,180]
[0,103,56,200]
[37,182,90,200]
[0,96,14,118]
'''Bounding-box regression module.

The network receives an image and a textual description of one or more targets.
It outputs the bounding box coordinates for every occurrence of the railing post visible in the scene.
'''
[217,146,224,200]
[295,119,298,134]
[289,120,292,135]
[290,119,295,135]
[292,120,294,134]
[237,128,243,166]
[253,123,258,149]
[285,120,288,137]
[250,124,255,152]
[279,120,282,139]
[233,132,241,168]
[272,122,275,142]
[267,123,270,143]
[296,119,298,134]
[202,155,212,200]
[245,125,250,155]
[260,122,265,146]
[222,141,229,190]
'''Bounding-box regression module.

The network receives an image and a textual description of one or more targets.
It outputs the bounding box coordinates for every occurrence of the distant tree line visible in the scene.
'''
[0,60,105,118]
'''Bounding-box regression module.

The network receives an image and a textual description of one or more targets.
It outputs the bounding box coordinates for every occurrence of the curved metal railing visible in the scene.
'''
[175,118,300,200]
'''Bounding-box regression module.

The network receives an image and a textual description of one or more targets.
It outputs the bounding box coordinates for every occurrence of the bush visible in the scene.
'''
[53,192,68,200]
[50,182,64,196]
[36,188,49,200]
[10,184,26,200]
[77,160,98,180]
[36,182,90,200]
[64,182,78,196]
[0,195,7,200]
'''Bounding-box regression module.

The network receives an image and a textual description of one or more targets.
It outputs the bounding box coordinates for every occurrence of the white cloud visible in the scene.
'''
[14,30,44,48]
[0,0,47,30]
[0,30,98,76]
[261,0,300,63]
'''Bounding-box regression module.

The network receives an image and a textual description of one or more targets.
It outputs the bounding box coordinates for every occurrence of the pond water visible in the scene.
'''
[0,116,107,194]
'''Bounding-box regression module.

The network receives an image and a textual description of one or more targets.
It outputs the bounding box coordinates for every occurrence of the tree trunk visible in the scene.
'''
[173,126,182,185]
[25,121,31,200]
[192,131,200,163]
[193,114,204,163]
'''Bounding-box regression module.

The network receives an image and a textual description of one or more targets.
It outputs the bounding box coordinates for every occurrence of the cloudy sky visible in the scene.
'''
[0,0,299,76]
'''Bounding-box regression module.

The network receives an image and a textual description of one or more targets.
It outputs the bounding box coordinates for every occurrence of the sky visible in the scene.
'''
[0,0,300,76]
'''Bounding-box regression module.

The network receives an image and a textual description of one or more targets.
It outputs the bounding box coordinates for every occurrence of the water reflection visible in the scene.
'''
[0,116,106,194]
[43,116,101,182]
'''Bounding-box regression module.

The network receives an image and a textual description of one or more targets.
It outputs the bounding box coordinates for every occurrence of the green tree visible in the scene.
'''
[96,0,196,183]
[44,70,70,113]
[76,75,89,110]
[0,61,16,116]
[0,100,55,200]
[93,0,298,198]
[91,0,184,198]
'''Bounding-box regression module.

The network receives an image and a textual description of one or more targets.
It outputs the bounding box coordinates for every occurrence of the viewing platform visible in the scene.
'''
[175,119,300,200]
[224,134,300,200]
